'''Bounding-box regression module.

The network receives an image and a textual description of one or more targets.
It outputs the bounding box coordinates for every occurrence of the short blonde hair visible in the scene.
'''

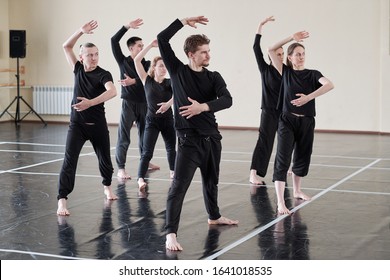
[79,42,97,55]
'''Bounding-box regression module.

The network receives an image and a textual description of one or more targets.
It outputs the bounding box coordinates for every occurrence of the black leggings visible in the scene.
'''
[273,112,315,182]
[137,115,176,179]
[115,100,147,169]
[57,122,114,200]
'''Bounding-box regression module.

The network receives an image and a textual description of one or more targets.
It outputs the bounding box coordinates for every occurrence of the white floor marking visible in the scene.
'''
[203,158,382,260]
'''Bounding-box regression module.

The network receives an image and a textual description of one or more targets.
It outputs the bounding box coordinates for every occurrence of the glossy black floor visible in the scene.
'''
[0,121,389,260]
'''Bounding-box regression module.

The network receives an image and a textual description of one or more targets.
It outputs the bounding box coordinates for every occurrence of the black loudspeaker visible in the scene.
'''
[10,30,26,58]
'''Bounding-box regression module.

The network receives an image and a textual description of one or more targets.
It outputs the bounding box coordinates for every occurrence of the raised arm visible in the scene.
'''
[256,16,275,35]
[254,16,275,72]
[111,18,143,63]
[268,31,309,74]
[134,39,158,84]
[63,20,98,69]
[157,16,208,75]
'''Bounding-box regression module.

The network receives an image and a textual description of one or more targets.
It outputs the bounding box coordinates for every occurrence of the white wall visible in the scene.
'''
[380,0,390,132]
[2,0,389,133]
[0,0,11,115]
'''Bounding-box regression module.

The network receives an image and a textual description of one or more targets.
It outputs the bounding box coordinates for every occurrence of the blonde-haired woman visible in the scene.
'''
[134,39,176,193]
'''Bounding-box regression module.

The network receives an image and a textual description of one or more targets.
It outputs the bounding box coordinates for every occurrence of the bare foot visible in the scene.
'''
[166,233,183,251]
[249,179,266,186]
[293,191,311,201]
[277,202,291,215]
[249,170,266,185]
[208,223,236,234]
[137,178,147,191]
[148,163,160,171]
[103,186,118,200]
[117,169,131,180]
[57,198,70,216]
[169,170,174,179]
[208,216,239,225]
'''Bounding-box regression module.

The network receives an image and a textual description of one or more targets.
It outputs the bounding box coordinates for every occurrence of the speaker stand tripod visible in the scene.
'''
[0,57,47,126]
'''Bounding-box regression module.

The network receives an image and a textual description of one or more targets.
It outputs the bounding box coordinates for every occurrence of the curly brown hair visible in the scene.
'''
[183,34,210,57]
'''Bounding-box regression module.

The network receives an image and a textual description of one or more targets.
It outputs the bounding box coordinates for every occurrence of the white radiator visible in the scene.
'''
[33,85,73,115]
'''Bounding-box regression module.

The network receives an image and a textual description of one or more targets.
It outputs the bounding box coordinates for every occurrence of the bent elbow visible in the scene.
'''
[267,47,275,54]
[62,43,71,51]
[328,81,335,91]
[227,97,233,108]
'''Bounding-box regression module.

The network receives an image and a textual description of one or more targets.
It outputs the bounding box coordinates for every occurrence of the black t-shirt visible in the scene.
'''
[70,61,112,123]
[144,75,173,118]
[157,19,233,135]
[278,65,323,117]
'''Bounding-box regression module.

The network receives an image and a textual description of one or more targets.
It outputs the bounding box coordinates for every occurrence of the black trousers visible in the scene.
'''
[115,99,147,169]
[57,121,114,200]
[250,109,281,177]
[273,112,315,182]
[137,115,176,179]
[165,133,222,235]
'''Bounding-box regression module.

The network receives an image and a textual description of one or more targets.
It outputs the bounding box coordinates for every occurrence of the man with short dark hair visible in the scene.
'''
[111,18,159,180]
[157,16,239,251]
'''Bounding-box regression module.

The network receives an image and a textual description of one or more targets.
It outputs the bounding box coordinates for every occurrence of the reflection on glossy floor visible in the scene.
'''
[0,122,389,260]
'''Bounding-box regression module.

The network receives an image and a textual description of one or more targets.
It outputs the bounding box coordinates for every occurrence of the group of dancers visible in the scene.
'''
[56,15,334,251]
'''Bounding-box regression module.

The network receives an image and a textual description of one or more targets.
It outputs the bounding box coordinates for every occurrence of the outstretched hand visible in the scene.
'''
[183,16,209,28]
[292,31,310,42]
[260,16,275,26]
[127,18,143,29]
[81,20,98,34]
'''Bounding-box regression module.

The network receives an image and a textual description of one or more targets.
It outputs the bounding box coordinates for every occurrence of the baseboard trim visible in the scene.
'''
[1,120,389,136]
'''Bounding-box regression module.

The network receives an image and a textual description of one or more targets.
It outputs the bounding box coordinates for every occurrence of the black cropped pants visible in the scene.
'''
[273,112,315,182]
